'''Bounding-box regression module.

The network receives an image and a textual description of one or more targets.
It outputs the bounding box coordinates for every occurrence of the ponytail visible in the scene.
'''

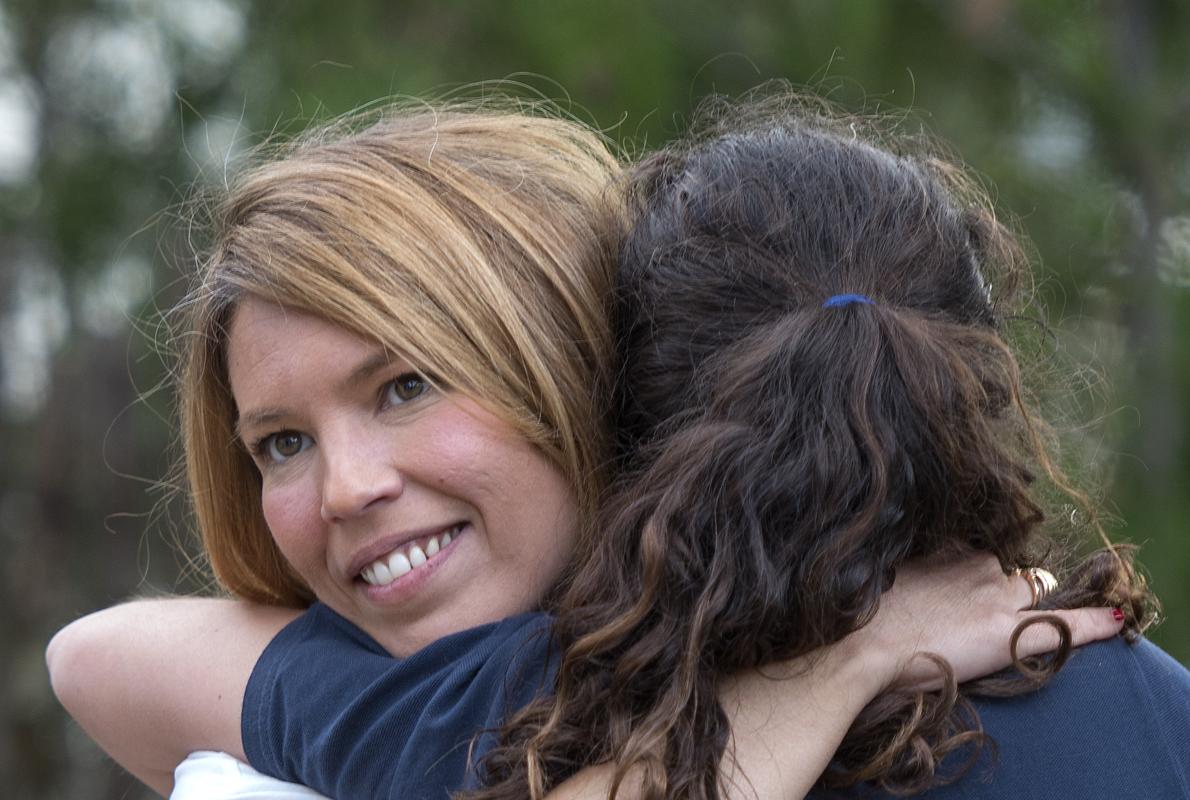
[470,96,1154,800]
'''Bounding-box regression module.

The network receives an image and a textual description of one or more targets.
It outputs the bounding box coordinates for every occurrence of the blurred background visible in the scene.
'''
[1,0,1186,796]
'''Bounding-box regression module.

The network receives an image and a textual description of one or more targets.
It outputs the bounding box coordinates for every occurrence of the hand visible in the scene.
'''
[849,553,1125,693]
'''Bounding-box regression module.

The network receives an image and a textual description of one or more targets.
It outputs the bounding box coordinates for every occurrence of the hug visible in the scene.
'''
[48,94,1187,800]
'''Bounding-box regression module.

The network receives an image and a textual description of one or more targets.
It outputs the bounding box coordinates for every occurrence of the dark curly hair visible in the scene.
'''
[467,94,1154,799]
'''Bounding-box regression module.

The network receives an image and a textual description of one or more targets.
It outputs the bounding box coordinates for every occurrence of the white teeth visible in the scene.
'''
[409,545,427,567]
[360,525,462,586]
[389,551,412,577]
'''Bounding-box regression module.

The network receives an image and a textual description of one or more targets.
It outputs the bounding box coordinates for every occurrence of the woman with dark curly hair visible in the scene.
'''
[472,99,1186,799]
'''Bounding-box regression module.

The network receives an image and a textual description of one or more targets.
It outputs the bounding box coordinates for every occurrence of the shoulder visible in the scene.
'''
[243,607,557,797]
[257,603,552,665]
[814,638,1190,800]
[986,636,1190,726]
[945,637,1189,799]
[249,605,555,708]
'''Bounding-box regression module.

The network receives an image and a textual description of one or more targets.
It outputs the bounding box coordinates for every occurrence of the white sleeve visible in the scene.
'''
[171,751,332,800]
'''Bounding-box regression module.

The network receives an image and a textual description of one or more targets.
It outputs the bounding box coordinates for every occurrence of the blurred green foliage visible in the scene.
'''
[1,1,1186,797]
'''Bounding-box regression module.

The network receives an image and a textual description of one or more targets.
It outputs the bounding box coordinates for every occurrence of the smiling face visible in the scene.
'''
[226,297,579,656]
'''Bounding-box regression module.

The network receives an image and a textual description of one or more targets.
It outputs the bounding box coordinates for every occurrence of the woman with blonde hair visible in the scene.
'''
[47,102,1128,800]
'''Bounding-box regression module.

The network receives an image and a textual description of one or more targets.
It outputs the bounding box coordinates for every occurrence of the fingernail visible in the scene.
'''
[1112,608,1125,622]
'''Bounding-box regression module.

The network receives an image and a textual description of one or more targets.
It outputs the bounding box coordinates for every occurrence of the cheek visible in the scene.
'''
[417,399,580,574]
[260,478,322,561]
[413,405,507,488]
[523,472,579,571]
[483,440,580,572]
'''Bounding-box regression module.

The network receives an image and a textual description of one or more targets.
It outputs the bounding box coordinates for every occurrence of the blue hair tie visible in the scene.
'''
[822,293,875,309]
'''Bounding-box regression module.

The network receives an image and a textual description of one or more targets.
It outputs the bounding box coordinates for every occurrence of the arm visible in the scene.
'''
[549,554,1126,800]
[48,602,557,800]
[48,556,1121,800]
[46,598,300,797]
[543,644,885,800]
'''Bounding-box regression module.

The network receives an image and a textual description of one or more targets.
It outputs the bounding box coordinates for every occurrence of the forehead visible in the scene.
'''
[228,298,365,367]
[226,299,390,411]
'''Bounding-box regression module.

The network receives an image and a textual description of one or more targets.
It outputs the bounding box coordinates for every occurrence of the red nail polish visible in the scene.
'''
[1112,608,1125,622]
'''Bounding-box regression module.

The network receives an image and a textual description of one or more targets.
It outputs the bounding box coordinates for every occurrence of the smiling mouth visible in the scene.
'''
[358,524,462,587]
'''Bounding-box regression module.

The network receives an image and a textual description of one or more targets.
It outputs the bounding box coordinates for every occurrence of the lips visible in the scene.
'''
[354,524,462,587]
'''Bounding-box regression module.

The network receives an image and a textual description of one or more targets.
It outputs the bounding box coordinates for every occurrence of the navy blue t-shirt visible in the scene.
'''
[808,636,1190,799]
[242,603,556,799]
[244,604,1190,799]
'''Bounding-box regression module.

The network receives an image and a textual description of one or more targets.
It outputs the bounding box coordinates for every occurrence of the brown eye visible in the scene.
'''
[266,431,309,462]
[385,373,428,405]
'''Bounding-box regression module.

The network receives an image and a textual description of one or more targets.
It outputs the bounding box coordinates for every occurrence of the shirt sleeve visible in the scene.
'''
[242,605,556,800]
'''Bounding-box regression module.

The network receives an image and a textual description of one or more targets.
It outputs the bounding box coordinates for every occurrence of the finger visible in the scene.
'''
[1012,608,1124,659]
[1010,570,1036,611]
[1007,567,1058,611]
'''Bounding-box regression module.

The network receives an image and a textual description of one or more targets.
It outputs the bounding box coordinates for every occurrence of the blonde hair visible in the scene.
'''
[178,107,626,605]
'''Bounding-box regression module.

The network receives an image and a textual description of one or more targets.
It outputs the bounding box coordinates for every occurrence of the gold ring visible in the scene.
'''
[1014,567,1058,609]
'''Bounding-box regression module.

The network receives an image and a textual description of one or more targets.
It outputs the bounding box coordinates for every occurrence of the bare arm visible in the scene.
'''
[545,644,881,800]
[48,555,1121,800]
[46,598,300,796]
[545,644,873,800]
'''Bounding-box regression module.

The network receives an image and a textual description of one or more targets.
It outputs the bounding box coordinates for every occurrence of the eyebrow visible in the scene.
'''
[233,349,398,440]
[234,408,287,441]
[344,350,397,389]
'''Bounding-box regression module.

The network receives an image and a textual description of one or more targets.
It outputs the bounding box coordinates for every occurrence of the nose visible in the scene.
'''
[319,428,404,523]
